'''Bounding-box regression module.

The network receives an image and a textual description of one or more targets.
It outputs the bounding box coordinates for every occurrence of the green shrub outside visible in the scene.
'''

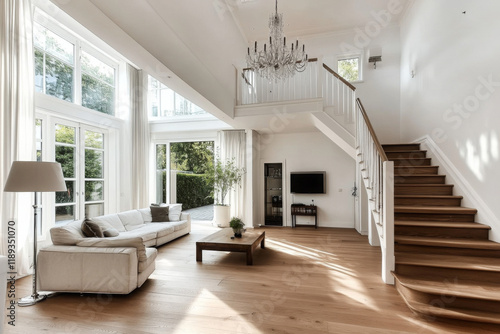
[175,172,214,210]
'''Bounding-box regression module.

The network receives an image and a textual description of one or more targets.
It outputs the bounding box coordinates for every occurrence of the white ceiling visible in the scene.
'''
[233,0,410,42]
[83,0,410,132]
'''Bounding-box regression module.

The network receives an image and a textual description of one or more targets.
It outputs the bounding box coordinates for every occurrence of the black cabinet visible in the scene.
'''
[264,163,282,226]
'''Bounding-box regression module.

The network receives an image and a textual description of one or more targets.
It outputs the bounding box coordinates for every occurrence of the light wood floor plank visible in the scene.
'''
[4,222,500,333]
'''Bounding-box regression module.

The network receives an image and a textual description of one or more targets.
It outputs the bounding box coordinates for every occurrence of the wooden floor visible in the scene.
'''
[5,222,500,334]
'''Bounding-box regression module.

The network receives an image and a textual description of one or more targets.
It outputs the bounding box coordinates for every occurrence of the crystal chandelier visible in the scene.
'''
[246,0,308,81]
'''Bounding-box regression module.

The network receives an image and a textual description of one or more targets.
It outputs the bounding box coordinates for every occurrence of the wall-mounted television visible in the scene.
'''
[290,171,326,194]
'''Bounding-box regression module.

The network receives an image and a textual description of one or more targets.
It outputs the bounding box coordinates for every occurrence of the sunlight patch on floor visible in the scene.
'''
[331,273,379,311]
[171,288,260,334]
[266,238,355,276]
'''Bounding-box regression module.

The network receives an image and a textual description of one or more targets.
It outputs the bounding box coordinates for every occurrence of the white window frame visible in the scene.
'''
[336,54,363,83]
[34,8,119,116]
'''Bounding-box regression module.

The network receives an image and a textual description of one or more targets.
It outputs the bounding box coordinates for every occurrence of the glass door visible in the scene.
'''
[264,163,283,226]
[53,119,107,223]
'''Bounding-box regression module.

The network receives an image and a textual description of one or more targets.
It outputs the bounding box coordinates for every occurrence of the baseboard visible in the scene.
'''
[414,135,500,242]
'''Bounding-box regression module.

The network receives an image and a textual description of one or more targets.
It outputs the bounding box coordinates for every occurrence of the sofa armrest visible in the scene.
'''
[76,237,146,262]
[38,245,138,294]
[180,212,191,233]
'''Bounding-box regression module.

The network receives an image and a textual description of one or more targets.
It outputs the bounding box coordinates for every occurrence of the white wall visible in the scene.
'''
[400,0,500,241]
[257,132,355,228]
[304,23,402,143]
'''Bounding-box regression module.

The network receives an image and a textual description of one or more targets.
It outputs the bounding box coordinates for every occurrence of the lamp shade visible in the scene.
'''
[3,161,67,192]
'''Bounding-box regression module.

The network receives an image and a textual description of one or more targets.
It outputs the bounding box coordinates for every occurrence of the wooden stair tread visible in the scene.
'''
[395,184,452,187]
[395,220,490,230]
[395,205,477,214]
[395,195,463,199]
[395,253,500,272]
[395,235,500,250]
[385,150,427,153]
[393,277,500,325]
[395,174,445,177]
[393,273,500,301]
[394,165,438,168]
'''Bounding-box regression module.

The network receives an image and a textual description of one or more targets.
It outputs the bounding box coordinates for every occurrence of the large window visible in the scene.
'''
[81,51,115,115]
[54,120,107,224]
[34,22,74,102]
[337,56,361,82]
[33,15,117,115]
[148,76,207,119]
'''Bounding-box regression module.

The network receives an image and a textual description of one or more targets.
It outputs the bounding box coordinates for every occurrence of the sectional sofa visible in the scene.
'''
[37,204,190,294]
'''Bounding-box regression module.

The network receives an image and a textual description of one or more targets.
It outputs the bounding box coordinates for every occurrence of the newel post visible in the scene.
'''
[382,160,395,284]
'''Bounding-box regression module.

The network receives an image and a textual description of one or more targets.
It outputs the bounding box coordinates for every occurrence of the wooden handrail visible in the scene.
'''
[322,63,356,91]
[242,58,318,72]
[356,98,388,161]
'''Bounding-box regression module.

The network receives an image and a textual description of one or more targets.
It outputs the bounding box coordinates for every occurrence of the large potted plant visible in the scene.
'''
[207,155,245,227]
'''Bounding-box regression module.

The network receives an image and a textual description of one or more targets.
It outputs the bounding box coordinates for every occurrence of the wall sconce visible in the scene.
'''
[368,56,381,69]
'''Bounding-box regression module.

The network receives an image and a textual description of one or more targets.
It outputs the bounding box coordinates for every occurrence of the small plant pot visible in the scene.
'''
[232,228,243,238]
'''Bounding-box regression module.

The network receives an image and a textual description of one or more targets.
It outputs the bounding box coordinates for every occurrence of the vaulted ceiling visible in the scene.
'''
[79,0,410,128]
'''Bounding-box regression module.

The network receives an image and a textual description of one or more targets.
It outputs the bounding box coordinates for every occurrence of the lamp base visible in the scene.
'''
[18,293,47,307]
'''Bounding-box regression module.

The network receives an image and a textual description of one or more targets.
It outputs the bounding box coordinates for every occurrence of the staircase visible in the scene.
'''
[384,143,500,324]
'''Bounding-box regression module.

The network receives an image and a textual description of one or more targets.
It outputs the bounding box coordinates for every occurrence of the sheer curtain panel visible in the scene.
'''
[0,0,35,277]
[130,66,150,208]
[217,130,246,219]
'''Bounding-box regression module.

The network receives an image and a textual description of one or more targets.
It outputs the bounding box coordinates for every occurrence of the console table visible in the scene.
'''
[291,205,317,228]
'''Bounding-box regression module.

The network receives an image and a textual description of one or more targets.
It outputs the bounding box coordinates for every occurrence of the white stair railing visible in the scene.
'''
[356,98,394,284]
[322,63,356,127]
[239,59,320,105]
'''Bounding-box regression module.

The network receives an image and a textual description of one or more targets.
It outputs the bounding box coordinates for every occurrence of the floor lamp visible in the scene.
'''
[3,161,67,306]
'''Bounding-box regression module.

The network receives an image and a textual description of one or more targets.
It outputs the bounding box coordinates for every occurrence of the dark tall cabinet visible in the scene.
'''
[264,163,283,226]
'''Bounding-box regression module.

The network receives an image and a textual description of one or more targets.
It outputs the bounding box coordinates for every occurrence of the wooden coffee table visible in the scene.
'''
[196,229,265,265]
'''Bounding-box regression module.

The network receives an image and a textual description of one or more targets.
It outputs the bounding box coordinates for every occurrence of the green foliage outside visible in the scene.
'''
[205,155,245,206]
[156,142,215,209]
[54,125,104,217]
[170,142,214,174]
[175,173,214,210]
[338,58,359,82]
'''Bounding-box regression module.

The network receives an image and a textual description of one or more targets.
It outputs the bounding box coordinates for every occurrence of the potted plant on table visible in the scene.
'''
[206,154,245,227]
[229,217,245,238]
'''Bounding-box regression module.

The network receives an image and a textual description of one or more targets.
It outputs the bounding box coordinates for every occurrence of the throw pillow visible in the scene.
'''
[81,219,104,238]
[150,205,169,222]
[168,204,183,221]
[99,220,120,237]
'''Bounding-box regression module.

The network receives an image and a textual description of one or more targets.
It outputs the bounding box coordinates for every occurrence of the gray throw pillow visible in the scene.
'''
[150,206,169,222]
[81,219,104,238]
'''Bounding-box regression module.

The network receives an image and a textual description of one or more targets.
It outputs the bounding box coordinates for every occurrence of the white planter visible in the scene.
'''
[213,205,231,227]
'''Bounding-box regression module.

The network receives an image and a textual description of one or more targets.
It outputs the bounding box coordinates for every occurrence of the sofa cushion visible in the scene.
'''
[171,220,189,232]
[150,206,169,222]
[139,248,157,273]
[168,204,182,221]
[81,219,104,238]
[118,210,145,231]
[76,237,147,262]
[92,214,126,232]
[118,229,157,244]
[140,222,175,238]
[138,208,152,223]
[50,220,86,245]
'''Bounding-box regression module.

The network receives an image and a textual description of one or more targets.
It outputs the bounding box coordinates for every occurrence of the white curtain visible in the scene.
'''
[129,66,150,208]
[217,130,246,219]
[0,0,35,277]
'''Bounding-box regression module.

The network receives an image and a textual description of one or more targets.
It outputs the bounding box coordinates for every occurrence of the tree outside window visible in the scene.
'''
[338,56,361,82]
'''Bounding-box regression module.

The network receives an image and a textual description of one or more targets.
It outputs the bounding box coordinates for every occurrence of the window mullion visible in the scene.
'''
[74,40,82,106]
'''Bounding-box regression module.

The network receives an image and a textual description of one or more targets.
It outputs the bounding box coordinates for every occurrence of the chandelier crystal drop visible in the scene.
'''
[246,0,308,81]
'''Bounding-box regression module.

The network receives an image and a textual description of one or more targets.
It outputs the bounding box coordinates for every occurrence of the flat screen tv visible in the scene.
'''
[290,171,326,194]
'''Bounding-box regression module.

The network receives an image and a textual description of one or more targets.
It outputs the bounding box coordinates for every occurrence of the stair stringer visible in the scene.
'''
[311,111,355,158]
